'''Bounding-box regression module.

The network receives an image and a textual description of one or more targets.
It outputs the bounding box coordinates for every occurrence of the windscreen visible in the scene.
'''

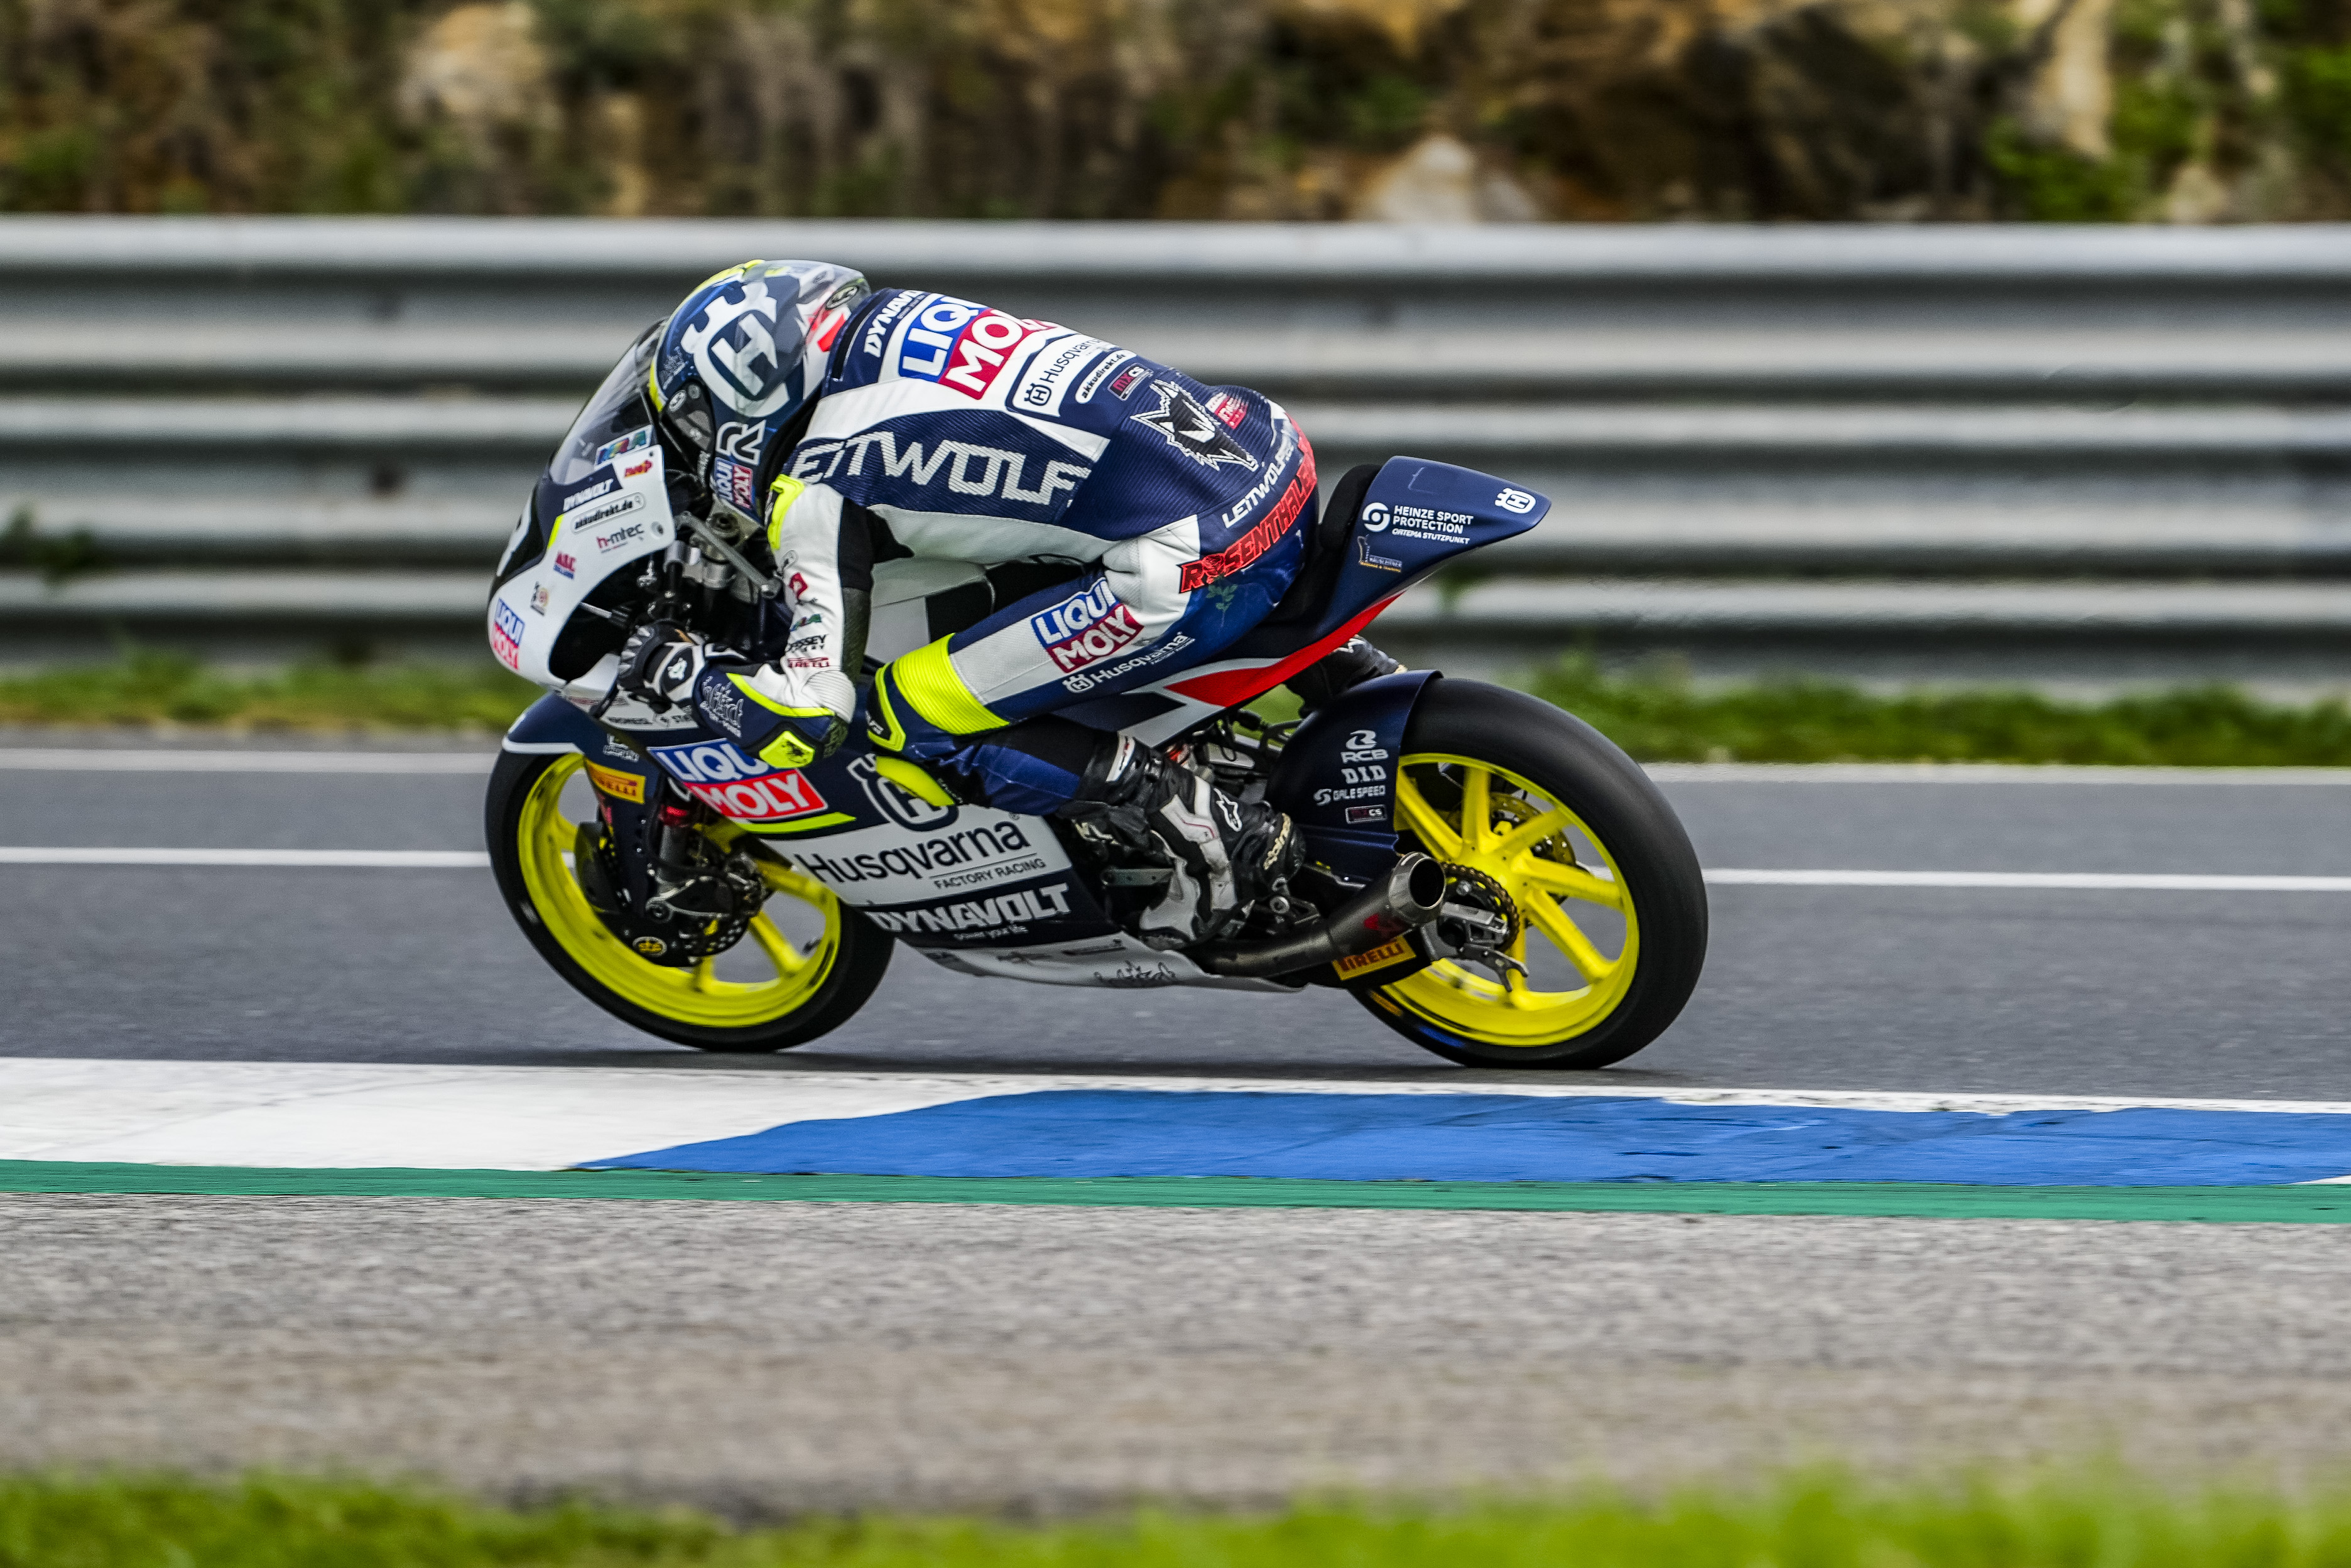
[549,321,664,486]
[492,320,666,590]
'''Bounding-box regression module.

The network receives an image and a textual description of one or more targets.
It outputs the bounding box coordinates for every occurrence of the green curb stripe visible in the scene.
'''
[4,1160,2351,1221]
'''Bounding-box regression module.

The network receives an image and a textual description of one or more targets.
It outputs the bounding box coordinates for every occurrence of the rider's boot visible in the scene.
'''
[1056,735,1303,949]
[1283,635,1403,713]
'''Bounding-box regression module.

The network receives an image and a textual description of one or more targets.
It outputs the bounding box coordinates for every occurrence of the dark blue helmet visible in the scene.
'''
[651,259,868,517]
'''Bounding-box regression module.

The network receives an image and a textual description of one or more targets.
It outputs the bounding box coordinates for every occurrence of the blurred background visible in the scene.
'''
[6,0,2351,756]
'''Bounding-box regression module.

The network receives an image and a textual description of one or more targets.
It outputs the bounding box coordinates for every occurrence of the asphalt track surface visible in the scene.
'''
[12,741,2351,1506]
[6,749,2350,1098]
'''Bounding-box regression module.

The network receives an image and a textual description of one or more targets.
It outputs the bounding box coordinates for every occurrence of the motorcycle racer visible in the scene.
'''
[558,259,1401,948]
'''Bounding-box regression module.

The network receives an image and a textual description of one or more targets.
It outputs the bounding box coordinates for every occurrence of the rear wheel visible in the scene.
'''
[1354,681,1707,1069]
[486,749,892,1052]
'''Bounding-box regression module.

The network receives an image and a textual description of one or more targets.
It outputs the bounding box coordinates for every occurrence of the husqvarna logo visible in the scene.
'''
[680,283,794,418]
[847,754,956,830]
[1359,500,1391,531]
[1496,488,1538,514]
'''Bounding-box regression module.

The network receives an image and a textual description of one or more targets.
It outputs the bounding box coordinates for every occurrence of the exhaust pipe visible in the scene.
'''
[1190,853,1447,979]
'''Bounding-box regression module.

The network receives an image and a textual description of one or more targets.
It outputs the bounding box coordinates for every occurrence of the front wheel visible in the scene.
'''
[1354,681,1708,1069]
[486,749,893,1052]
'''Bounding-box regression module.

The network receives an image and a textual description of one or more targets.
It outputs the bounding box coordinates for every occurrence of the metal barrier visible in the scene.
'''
[6,217,2350,689]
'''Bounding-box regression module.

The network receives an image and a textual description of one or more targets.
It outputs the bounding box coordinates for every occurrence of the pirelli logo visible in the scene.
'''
[1333,936,1416,982]
[1178,443,1317,594]
[584,763,646,803]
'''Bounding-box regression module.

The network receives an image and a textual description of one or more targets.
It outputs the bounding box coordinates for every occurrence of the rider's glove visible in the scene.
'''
[715,665,857,768]
[614,620,706,709]
[614,622,852,768]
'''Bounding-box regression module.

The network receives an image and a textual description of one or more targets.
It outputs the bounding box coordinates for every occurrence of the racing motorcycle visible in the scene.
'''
[482,367,1708,1069]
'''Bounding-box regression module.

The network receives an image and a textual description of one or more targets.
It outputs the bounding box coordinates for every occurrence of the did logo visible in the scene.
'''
[847,754,956,831]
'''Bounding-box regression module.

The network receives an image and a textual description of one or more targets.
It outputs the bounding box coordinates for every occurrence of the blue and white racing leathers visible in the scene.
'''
[759,288,1318,813]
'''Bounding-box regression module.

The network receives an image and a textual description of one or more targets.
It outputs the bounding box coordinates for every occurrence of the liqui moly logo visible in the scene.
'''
[648,740,830,825]
[489,599,526,670]
[896,295,1047,400]
[1030,580,1144,673]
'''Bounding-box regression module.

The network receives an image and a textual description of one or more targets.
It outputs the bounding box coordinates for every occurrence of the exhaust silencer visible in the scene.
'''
[1190,853,1448,980]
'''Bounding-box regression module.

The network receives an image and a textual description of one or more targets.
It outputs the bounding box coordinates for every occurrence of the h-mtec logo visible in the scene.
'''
[790,431,1090,509]
[895,295,1050,400]
[1030,579,1145,673]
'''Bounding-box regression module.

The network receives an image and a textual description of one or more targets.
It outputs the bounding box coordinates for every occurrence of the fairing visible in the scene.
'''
[1099,457,1549,743]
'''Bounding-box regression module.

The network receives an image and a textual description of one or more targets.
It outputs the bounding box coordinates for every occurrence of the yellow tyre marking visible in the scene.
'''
[514,754,843,1029]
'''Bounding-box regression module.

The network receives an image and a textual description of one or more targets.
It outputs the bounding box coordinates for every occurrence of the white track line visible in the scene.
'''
[0,749,493,773]
[1646,763,2351,784]
[1707,868,2351,892]
[0,847,489,867]
[5,850,2348,889]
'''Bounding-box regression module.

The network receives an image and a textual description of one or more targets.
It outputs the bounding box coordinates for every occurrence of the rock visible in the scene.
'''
[398,3,557,144]
[2015,0,2117,158]
[1351,134,1547,221]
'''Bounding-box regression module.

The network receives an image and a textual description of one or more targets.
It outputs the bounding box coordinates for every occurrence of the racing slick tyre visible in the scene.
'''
[1359,679,1708,1070]
[486,749,892,1052]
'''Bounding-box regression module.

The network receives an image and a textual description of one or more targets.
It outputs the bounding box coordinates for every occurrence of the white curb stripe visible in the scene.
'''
[6,1059,2351,1174]
[0,847,489,867]
[0,749,495,773]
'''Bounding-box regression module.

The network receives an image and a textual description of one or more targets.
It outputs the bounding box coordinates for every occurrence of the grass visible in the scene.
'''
[8,651,2351,766]
[1529,656,2351,766]
[0,652,540,733]
[8,1471,2351,1567]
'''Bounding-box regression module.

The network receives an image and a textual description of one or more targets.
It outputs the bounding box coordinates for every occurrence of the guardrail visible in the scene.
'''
[6,218,2350,691]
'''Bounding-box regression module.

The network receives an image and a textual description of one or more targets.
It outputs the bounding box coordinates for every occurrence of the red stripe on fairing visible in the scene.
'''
[1163,595,1401,710]
[810,308,847,352]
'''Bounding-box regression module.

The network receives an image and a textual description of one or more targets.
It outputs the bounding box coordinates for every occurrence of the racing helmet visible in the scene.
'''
[650,259,869,522]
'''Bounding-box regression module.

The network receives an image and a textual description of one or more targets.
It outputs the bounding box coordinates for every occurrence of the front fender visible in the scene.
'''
[502,691,609,755]
[1264,669,1436,883]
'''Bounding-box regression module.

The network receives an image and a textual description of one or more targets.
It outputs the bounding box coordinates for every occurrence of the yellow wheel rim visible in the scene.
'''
[1380,752,1640,1049]
[515,754,844,1028]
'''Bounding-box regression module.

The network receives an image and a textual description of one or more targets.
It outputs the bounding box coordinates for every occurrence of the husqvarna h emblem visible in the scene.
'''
[680,284,793,418]
[847,754,957,830]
